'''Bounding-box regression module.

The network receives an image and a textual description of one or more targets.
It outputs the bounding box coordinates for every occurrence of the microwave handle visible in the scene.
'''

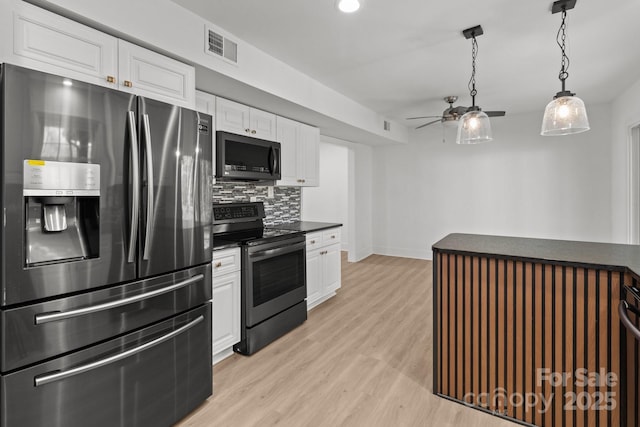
[271,145,278,175]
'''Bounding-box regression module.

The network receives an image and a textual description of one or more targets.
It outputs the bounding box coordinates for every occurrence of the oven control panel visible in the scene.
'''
[213,202,265,222]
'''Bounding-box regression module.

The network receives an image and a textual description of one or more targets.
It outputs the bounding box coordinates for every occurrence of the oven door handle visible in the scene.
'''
[34,315,204,387]
[620,300,640,342]
[34,274,204,325]
[250,241,306,260]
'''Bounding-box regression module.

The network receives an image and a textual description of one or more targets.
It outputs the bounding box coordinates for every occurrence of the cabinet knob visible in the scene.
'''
[106,75,116,84]
[310,240,316,244]
[331,235,336,239]
[251,130,256,134]
[214,262,222,268]
[124,80,133,88]
[302,179,306,183]
[245,128,251,133]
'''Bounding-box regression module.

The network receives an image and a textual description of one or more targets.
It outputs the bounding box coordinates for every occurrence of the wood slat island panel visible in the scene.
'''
[433,234,640,427]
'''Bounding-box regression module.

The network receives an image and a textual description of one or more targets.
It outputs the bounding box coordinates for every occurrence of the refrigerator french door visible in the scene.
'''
[0,64,213,427]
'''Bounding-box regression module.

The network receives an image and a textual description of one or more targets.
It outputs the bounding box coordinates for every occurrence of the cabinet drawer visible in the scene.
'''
[322,228,341,244]
[306,232,322,251]
[212,247,240,277]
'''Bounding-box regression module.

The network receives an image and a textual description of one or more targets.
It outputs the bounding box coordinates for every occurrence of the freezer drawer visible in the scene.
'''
[0,303,212,427]
[1,263,211,372]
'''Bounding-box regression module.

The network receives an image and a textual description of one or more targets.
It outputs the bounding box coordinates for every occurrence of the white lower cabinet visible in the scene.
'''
[212,247,241,365]
[306,227,342,310]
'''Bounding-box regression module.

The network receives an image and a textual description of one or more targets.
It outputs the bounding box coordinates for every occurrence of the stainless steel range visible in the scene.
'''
[212,202,307,355]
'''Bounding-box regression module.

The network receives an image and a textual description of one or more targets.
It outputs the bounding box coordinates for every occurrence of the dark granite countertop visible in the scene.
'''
[212,239,241,251]
[433,233,640,275]
[269,221,342,233]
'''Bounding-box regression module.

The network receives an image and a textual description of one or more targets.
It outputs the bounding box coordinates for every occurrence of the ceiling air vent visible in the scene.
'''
[206,27,238,64]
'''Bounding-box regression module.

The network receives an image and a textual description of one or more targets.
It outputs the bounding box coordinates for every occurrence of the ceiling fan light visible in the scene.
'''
[456,110,492,144]
[540,95,590,136]
[337,0,360,13]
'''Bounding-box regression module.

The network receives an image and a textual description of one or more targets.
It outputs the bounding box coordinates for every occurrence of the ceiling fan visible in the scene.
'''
[406,96,506,130]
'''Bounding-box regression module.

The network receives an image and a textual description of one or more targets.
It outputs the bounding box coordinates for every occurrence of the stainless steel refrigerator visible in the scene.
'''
[0,64,213,427]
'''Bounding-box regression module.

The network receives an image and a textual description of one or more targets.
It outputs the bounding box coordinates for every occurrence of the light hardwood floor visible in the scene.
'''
[178,253,519,427]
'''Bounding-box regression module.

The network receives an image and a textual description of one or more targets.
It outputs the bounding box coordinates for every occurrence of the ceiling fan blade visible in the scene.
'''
[485,111,506,117]
[406,115,443,120]
[415,119,442,130]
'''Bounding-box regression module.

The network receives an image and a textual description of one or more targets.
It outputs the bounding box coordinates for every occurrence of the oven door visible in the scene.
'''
[244,238,306,327]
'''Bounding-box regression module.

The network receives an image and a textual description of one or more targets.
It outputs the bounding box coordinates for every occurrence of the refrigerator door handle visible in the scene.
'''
[127,111,140,264]
[142,113,155,261]
[34,274,205,325]
[34,315,204,387]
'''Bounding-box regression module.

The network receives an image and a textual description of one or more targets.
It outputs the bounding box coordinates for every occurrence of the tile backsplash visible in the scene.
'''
[212,182,300,225]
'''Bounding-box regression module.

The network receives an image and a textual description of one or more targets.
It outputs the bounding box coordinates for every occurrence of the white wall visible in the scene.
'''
[372,104,613,260]
[611,76,640,243]
[302,141,349,249]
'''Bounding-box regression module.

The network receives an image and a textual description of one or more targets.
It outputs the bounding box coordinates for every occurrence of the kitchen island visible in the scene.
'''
[432,233,640,427]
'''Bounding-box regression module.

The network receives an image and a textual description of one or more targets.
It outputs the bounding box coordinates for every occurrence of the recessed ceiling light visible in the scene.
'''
[62,79,73,87]
[338,0,360,13]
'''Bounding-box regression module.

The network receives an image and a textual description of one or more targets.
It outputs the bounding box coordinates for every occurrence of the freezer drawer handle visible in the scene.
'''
[34,315,204,387]
[127,111,140,264]
[620,300,640,342]
[34,274,205,325]
[142,113,155,261]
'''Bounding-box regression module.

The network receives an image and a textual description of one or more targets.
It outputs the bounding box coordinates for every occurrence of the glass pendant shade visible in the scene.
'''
[338,0,360,13]
[540,95,590,136]
[456,110,493,144]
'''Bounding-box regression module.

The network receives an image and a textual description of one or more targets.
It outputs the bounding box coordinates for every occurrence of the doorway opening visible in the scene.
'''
[629,124,640,243]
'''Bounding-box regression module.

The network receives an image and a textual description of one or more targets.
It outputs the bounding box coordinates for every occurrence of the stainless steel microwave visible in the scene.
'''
[215,131,281,181]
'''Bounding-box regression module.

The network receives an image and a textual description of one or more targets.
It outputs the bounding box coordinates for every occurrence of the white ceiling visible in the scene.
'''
[173,0,640,129]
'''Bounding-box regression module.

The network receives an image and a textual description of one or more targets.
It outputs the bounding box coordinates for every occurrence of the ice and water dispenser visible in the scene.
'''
[23,160,100,266]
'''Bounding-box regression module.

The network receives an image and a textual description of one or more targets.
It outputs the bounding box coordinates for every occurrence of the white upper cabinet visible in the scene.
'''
[8,2,118,88]
[196,90,217,182]
[249,108,277,140]
[118,40,195,108]
[216,97,276,141]
[4,2,195,108]
[276,116,319,187]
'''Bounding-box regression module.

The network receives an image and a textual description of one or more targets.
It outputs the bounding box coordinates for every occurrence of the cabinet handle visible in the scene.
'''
[309,240,316,244]
[331,235,336,239]
[245,128,251,133]
[251,130,256,134]
[124,80,133,88]
[302,179,306,183]
[214,262,223,268]
[106,75,116,84]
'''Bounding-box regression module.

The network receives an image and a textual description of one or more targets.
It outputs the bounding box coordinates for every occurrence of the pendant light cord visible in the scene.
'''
[557,9,570,92]
[468,36,478,107]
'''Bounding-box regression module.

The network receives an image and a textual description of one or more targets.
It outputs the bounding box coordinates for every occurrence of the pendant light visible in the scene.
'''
[457,25,492,144]
[541,0,590,136]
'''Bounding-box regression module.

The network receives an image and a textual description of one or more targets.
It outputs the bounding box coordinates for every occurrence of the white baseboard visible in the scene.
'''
[372,245,432,260]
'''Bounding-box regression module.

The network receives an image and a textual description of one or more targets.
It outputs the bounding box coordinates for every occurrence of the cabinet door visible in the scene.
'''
[250,108,277,140]
[276,116,300,186]
[299,123,320,187]
[9,2,118,88]
[212,271,241,356]
[306,249,322,309]
[118,39,195,108]
[323,243,342,292]
[196,90,217,181]
[216,97,250,135]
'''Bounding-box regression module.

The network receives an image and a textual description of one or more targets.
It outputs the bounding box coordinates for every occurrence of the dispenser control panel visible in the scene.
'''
[23,160,100,196]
